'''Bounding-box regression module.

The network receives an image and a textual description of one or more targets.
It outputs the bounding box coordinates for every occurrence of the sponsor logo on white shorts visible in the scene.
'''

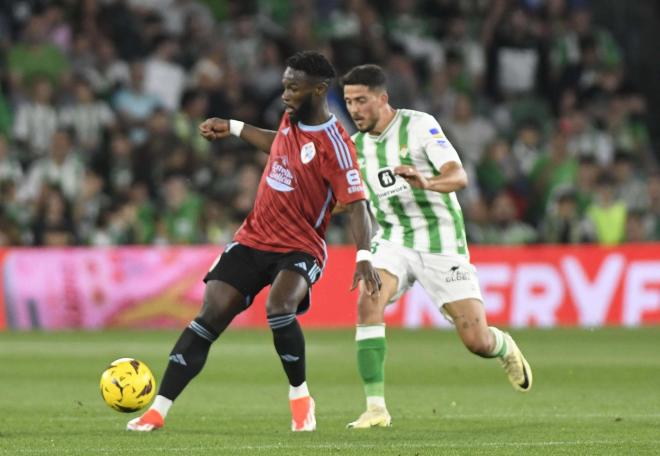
[445,265,470,282]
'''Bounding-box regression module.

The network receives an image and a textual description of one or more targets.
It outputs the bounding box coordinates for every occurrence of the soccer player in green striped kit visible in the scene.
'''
[341,64,533,429]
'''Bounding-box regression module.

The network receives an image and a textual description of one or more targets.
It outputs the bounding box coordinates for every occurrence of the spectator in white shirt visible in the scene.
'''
[83,39,130,97]
[20,128,84,203]
[143,38,185,111]
[443,93,496,168]
[60,78,116,156]
[0,135,23,186]
[13,76,58,163]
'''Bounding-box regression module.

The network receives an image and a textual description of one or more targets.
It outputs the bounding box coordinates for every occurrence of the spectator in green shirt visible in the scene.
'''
[528,130,578,223]
[0,93,12,139]
[585,173,627,245]
[8,16,70,90]
[551,6,622,74]
[162,174,203,244]
[173,90,210,162]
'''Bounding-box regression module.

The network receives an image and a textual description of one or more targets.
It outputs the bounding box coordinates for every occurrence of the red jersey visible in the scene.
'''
[234,113,366,266]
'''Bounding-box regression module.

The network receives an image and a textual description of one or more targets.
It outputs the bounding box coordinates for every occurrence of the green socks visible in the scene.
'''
[488,326,509,358]
[356,325,386,400]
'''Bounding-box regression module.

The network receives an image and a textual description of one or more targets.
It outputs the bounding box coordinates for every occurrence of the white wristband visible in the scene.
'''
[229,119,244,137]
[356,249,372,263]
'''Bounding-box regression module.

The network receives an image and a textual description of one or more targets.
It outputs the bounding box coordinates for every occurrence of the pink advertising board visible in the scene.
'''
[1,244,658,330]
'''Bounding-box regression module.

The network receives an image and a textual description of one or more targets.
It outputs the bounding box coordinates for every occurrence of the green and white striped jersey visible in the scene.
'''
[352,109,469,258]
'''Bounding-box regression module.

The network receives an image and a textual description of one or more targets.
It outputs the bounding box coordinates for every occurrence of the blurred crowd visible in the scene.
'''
[0,0,658,247]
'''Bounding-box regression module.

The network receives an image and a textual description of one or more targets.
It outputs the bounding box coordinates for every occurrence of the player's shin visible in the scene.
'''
[128,318,220,430]
[269,313,316,431]
[157,317,220,411]
[269,313,306,387]
[356,324,386,408]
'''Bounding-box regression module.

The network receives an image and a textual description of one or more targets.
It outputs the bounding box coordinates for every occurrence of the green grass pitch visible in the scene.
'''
[0,327,659,455]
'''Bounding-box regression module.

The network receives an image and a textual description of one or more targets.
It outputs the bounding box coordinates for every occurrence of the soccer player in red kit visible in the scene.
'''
[127,51,381,433]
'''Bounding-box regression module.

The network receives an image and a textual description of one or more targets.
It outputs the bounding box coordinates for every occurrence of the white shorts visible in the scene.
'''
[372,239,483,317]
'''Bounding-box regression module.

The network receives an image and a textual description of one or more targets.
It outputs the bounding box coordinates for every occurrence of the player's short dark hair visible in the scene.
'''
[285,51,336,80]
[340,64,387,90]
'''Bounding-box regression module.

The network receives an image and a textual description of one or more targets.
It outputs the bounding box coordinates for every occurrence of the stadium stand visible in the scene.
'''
[0,0,657,247]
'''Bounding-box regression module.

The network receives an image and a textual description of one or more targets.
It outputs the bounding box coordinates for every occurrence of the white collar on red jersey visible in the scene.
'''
[298,114,336,132]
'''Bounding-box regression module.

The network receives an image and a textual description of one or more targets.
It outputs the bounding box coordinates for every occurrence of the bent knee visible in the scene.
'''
[266,297,300,315]
[357,292,386,324]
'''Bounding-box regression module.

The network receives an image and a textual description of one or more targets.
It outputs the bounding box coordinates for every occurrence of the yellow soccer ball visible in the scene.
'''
[100,358,156,413]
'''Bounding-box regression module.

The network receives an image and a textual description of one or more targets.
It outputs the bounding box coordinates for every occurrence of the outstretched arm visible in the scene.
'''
[199,117,277,154]
[394,161,467,193]
[345,199,381,296]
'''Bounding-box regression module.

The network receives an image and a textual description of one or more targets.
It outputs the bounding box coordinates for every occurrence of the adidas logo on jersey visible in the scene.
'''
[294,261,308,271]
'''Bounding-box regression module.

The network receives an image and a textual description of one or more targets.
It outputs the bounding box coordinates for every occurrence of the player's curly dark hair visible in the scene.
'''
[285,51,336,80]
[340,64,386,89]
